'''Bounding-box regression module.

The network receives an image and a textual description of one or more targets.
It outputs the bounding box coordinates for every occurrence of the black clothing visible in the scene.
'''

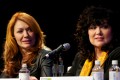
[65,47,120,80]
[0,49,53,80]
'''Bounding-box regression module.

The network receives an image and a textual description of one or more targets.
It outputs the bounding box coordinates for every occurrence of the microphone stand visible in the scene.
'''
[52,52,64,76]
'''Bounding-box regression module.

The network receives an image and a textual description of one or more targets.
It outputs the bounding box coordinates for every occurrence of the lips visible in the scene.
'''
[95,36,104,40]
[95,37,104,41]
[22,40,31,43]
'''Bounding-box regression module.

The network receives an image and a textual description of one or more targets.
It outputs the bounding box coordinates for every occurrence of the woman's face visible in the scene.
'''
[88,23,112,48]
[14,20,36,50]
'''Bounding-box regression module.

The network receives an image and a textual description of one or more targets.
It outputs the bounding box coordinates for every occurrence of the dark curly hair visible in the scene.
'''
[74,6,120,61]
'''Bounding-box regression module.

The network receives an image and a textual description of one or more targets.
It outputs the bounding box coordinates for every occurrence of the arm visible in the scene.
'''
[40,55,53,76]
[29,49,53,80]
[64,53,84,76]
[39,49,53,77]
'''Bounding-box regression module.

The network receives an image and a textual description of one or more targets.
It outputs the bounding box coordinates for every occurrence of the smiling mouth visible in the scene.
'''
[95,38,104,41]
[22,41,31,43]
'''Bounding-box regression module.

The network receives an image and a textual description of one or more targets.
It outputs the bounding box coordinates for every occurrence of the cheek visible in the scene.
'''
[88,30,95,44]
[31,33,35,38]
[89,35,94,44]
[30,33,36,43]
[32,36,36,43]
[14,34,21,43]
[88,30,94,39]
[105,31,112,42]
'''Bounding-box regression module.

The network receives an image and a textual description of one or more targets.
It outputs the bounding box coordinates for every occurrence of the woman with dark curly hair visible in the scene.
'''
[65,6,120,80]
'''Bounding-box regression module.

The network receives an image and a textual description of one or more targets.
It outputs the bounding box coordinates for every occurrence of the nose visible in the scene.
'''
[95,26,102,35]
[23,30,29,37]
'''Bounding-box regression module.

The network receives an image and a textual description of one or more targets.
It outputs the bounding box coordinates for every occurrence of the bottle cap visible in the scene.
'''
[112,60,118,65]
[95,60,100,65]
[22,63,27,67]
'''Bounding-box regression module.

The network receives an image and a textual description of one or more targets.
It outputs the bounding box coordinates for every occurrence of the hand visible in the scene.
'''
[29,76,38,80]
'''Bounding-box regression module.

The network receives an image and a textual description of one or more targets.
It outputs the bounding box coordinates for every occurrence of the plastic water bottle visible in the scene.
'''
[58,57,64,76]
[19,63,30,80]
[109,60,120,80]
[92,60,104,80]
[52,63,58,76]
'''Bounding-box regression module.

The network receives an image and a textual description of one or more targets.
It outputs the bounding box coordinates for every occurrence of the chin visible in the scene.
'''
[94,43,105,47]
[23,45,32,49]
[96,44,105,48]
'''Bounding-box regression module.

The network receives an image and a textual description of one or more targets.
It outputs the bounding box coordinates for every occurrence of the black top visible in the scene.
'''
[0,49,53,80]
[65,47,120,80]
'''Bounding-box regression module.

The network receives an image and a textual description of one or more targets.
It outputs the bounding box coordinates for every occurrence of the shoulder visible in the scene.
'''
[38,48,51,57]
[105,47,120,70]
[109,47,120,56]
[37,46,52,59]
[72,52,84,64]
[34,48,52,65]
[108,47,120,59]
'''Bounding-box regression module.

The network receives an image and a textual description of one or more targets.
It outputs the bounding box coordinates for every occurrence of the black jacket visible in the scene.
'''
[0,49,53,80]
[65,47,120,80]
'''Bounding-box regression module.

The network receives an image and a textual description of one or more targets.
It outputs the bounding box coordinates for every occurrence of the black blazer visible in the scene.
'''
[65,47,120,80]
[0,49,53,80]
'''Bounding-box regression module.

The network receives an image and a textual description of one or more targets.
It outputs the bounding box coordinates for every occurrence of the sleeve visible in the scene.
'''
[39,49,53,77]
[64,53,83,76]
[0,72,10,78]
[29,49,53,80]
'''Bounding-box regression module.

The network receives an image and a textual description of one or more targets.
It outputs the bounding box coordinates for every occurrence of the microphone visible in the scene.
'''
[44,43,70,58]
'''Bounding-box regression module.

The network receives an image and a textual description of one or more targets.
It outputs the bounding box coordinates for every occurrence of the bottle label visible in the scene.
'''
[92,72,104,80]
[109,71,120,80]
[19,73,29,80]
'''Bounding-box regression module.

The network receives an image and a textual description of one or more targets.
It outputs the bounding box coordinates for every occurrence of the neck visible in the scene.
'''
[94,47,103,59]
[20,48,32,56]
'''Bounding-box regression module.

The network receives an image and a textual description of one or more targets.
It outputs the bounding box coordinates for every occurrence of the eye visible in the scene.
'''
[28,28,33,32]
[17,30,23,33]
[89,24,96,29]
[100,24,110,29]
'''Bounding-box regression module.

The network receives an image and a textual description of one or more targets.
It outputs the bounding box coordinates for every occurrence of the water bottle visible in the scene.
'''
[19,63,30,80]
[92,60,104,80]
[109,60,120,80]
[52,63,58,76]
[58,57,64,76]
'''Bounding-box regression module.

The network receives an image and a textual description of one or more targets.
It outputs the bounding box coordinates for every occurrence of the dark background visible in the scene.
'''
[0,0,119,73]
